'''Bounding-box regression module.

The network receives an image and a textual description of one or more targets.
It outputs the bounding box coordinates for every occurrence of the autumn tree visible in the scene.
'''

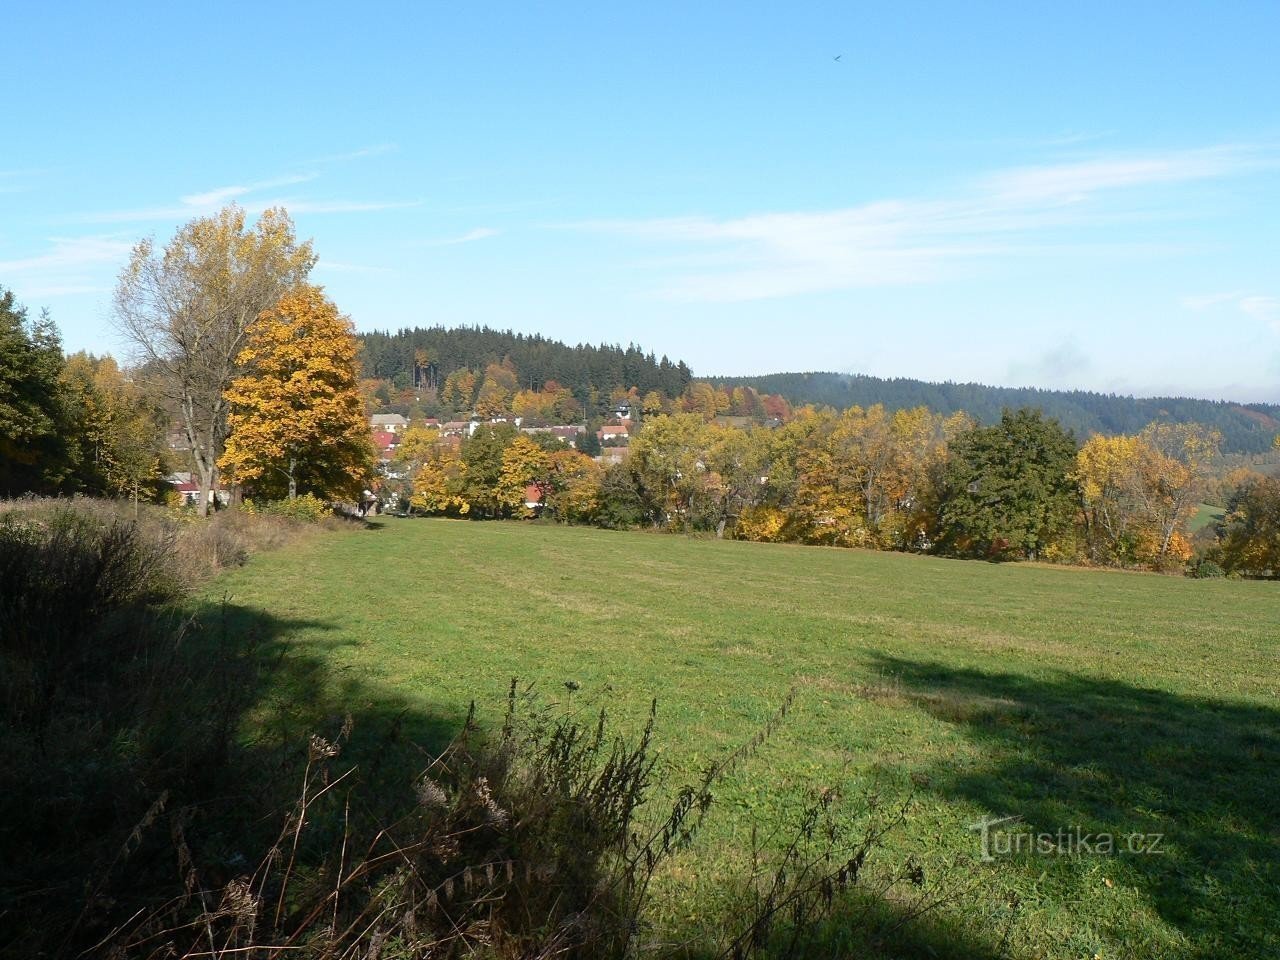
[682,382,718,420]
[544,450,603,523]
[1133,421,1220,566]
[397,424,443,473]
[410,442,469,514]
[1216,473,1280,576]
[1075,433,1149,565]
[628,414,709,528]
[641,390,666,418]
[219,285,374,502]
[60,353,167,508]
[701,424,771,537]
[440,368,478,411]
[474,360,519,418]
[114,206,315,514]
[497,434,552,513]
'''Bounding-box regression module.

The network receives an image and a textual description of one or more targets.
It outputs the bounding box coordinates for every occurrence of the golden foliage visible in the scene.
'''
[219,285,374,501]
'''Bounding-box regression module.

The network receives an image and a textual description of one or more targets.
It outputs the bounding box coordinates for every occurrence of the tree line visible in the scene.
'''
[0,288,169,504]
[357,332,1280,455]
[1,206,376,513]
[3,203,1277,575]
[399,405,1280,576]
[712,371,1280,455]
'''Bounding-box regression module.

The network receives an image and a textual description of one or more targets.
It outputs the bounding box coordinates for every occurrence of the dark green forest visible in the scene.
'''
[357,326,693,399]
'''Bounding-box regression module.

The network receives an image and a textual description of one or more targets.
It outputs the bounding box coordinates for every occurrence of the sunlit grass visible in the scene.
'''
[210,517,1279,959]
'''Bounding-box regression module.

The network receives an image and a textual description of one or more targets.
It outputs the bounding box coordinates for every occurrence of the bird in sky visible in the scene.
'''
[833,54,841,61]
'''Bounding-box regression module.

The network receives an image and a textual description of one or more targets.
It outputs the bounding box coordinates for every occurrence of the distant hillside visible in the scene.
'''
[356,328,1279,454]
[358,326,692,399]
[711,372,1280,454]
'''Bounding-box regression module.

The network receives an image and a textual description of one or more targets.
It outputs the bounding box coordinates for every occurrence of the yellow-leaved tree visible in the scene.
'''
[220,285,375,502]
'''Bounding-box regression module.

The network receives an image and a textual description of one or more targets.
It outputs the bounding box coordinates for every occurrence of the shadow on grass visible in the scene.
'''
[865,654,1280,959]
[0,594,466,958]
[4,589,1025,960]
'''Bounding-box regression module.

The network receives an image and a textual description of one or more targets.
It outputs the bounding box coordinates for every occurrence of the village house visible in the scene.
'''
[524,483,544,513]
[372,430,400,459]
[598,422,631,443]
[369,412,409,433]
[165,472,230,507]
[520,424,585,447]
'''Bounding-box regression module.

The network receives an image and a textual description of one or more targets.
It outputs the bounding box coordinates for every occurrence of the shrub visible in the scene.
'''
[253,492,331,522]
[0,506,177,657]
[1187,555,1226,579]
[112,686,952,959]
[0,503,260,957]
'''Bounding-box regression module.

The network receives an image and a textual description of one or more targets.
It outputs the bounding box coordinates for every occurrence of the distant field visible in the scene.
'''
[1189,502,1226,533]
[210,519,1278,959]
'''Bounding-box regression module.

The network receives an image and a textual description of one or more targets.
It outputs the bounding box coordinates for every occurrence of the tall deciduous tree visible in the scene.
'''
[1135,421,1220,565]
[497,435,552,513]
[460,422,518,517]
[410,442,469,515]
[219,285,374,502]
[114,206,315,514]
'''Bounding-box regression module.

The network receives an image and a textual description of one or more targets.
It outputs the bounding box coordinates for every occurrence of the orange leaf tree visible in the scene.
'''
[220,286,375,502]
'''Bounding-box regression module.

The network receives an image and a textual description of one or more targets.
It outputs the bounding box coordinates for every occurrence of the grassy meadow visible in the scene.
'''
[209,518,1279,959]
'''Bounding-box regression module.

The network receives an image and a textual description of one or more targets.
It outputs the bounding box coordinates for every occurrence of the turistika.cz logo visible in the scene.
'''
[969,815,1165,862]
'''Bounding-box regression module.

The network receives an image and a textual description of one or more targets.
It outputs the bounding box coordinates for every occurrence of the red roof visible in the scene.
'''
[524,483,543,504]
[372,430,398,450]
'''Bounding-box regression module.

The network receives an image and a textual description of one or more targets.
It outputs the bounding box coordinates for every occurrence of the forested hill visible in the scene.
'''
[356,328,1279,454]
[711,372,1280,454]
[358,326,693,398]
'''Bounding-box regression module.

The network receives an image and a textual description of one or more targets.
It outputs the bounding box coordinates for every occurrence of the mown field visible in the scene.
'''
[209,518,1278,960]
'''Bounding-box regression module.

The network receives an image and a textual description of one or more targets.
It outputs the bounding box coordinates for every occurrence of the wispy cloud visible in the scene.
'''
[0,235,135,302]
[437,227,501,246]
[0,236,134,275]
[1184,290,1280,333]
[70,167,416,224]
[284,199,420,215]
[1240,295,1280,330]
[0,167,45,194]
[981,146,1257,203]
[311,143,397,164]
[20,283,111,298]
[573,145,1273,302]
[315,259,395,276]
[179,173,317,208]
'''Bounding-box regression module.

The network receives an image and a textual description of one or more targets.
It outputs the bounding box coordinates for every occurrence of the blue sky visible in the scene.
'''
[2,1,1278,400]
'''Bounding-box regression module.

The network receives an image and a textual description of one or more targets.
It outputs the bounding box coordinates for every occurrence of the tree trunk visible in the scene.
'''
[288,457,297,500]
[194,458,215,517]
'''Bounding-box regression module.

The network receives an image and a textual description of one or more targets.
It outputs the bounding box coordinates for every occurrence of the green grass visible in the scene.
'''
[1189,502,1226,533]
[209,518,1279,960]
